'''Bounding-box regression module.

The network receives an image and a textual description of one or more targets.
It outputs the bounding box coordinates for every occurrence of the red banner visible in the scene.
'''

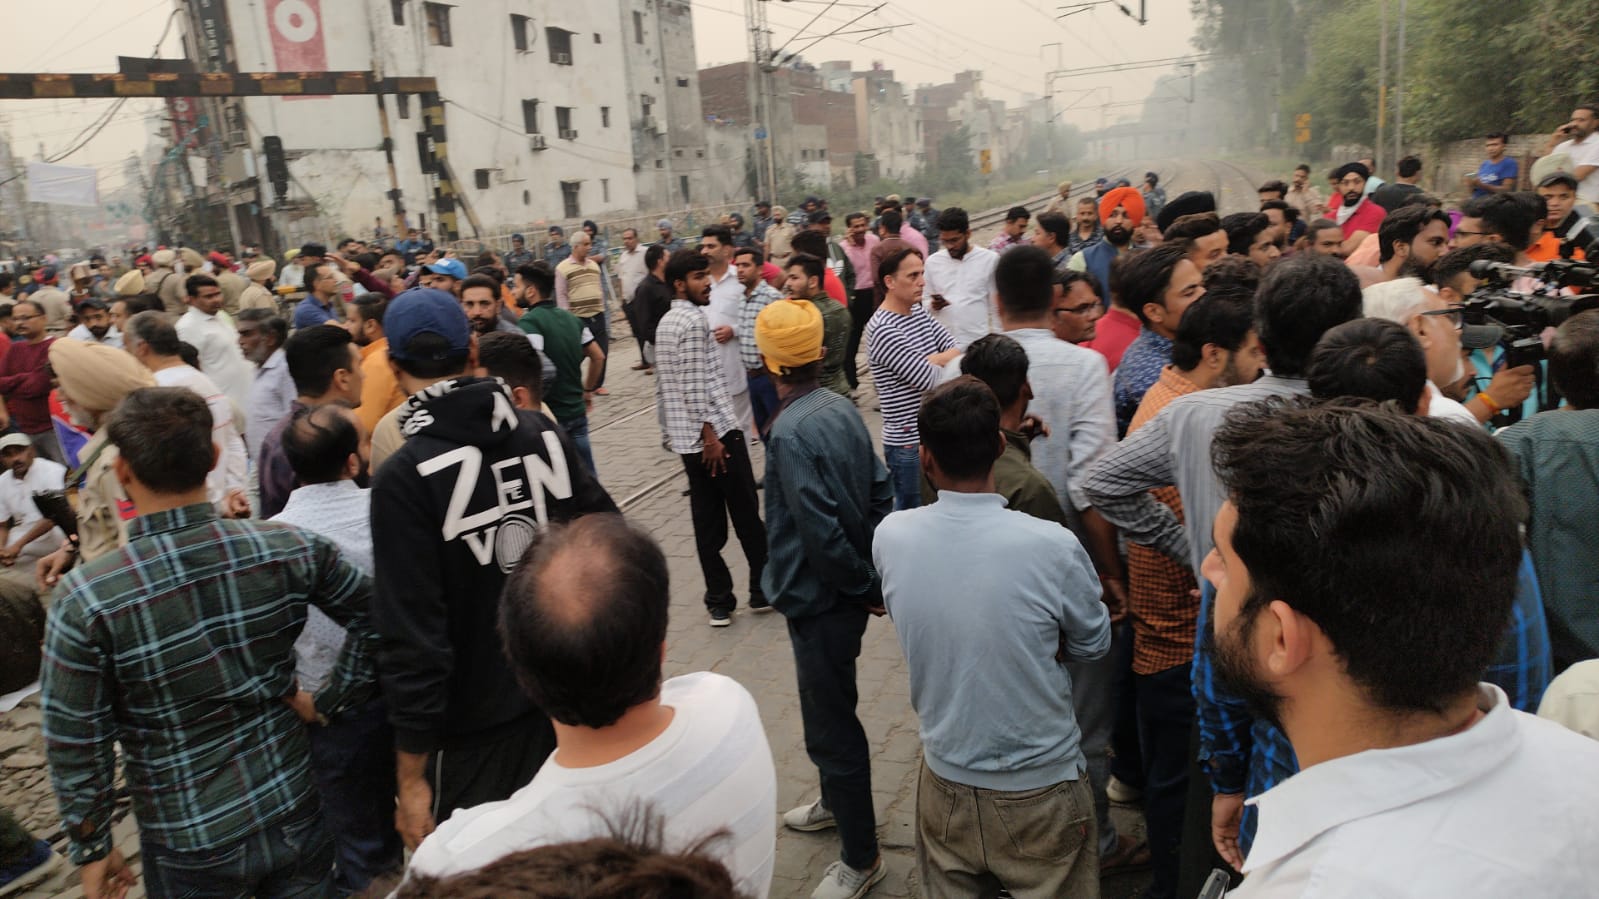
[266,0,327,71]
[167,96,201,147]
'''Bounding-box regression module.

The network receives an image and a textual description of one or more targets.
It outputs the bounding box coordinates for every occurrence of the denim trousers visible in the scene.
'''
[1134,662,1195,899]
[140,802,334,899]
[787,602,878,870]
[307,698,402,895]
[883,444,922,511]
[559,415,597,478]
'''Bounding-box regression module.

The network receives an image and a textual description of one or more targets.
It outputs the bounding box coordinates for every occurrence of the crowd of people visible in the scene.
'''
[1,104,1598,899]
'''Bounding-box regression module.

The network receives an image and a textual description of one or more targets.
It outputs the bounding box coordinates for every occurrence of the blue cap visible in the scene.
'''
[423,257,467,280]
[384,288,471,361]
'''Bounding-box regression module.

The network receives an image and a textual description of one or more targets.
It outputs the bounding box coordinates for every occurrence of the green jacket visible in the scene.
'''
[517,301,587,422]
[921,430,1067,526]
[804,293,853,397]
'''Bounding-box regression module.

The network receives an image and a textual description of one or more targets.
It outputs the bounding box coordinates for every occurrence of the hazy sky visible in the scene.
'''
[0,0,1197,192]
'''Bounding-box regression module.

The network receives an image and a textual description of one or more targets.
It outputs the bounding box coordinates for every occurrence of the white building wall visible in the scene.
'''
[226,0,637,239]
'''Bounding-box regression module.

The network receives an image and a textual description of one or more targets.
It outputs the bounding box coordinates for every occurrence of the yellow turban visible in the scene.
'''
[247,259,276,281]
[755,298,824,375]
[113,269,145,297]
[178,247,205,270]
[49,339,156,415]
[151,249,176,268]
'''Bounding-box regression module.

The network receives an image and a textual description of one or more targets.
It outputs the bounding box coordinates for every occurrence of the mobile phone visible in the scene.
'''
[1197,868,1233,899]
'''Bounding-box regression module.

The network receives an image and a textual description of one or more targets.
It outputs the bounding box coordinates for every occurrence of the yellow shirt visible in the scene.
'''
[357,338,406,435]
[557,257,605,318]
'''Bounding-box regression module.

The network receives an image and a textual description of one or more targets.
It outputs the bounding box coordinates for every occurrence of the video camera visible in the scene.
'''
[1461,255,1599,420]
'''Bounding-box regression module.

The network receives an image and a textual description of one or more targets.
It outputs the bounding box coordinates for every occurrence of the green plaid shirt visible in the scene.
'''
[42,503,376,864]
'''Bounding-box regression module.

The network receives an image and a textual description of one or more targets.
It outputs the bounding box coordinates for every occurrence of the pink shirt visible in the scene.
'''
[840,233,881,290]
[899,225,930,257]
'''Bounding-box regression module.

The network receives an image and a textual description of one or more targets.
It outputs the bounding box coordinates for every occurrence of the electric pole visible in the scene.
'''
[1376,0,1387,176]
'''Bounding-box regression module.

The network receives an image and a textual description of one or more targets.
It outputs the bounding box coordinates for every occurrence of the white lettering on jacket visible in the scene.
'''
[415,431,575,570]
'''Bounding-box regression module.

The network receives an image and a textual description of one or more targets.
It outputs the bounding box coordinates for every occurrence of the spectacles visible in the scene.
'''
[1453,230,1490,239]
[1419,305,1464,329]
[1054,302,1101,317]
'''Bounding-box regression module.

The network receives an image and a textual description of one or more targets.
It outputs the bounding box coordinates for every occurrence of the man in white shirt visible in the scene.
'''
[405,515,777,899]
[236,309,293,462]
[65,298,122,349]
[1204,399,1599,897]
[1544,102,1599,203]
[1361,277,1480,427]
[175,274,254,416]
[0,433,67,573]
[922,207,998,348]
[124,311,251,517]
[700,225,754,430]
[615,228,652,372]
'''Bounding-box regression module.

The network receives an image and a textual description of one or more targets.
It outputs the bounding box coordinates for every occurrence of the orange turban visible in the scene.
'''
[1099,186,1146,228]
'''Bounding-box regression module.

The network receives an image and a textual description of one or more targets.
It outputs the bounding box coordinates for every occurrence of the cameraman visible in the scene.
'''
[1500,310,1599,673]
[1434,245,1539,424]
[1530,173,1590,263]
[1454,192,1541,270]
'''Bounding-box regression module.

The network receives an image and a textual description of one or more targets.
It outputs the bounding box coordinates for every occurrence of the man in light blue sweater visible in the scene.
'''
[874,376,1112,898]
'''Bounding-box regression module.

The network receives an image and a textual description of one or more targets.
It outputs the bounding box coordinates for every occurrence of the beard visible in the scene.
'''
[1210,599,1287,732]
[1398,255,1435,283]
[1105,225,1134,247]
[1343,190,1363,207]
[89,326,109,339]
[1216,352,1258,388]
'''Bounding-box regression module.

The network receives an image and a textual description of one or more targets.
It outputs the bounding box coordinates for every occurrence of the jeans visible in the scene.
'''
[845,288,874,390]
[1111,620,1145,789]
[680,430,768,613]
[1134,663,1195,899]
[580,312,609,388]
[747,370,780,439]
[884,444,922,511]
[140,802,334,899]
[788,602,877,870]
[916,763,1097,899]
[559,415,597,478]
[307,698,402,895]
[1065,624,1129,857]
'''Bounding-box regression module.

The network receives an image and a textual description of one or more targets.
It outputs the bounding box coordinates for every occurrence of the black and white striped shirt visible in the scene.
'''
[865,303,956,448]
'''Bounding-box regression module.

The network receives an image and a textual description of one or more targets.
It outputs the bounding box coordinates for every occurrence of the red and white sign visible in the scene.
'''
[266,0,327,71]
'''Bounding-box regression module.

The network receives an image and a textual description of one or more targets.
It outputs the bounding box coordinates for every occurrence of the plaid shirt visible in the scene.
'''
[655,298,739,454]
[736,281,783,372]
[42,504,375,863]
[1125,366,1199,675]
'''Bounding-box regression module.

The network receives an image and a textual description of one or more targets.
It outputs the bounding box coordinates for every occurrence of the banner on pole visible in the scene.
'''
[25,162,99,207]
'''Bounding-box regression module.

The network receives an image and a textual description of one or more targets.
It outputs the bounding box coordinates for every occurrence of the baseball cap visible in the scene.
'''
[657,218,673,229]
[385,288,472,362]
[423,257,468,280]
[808,210,833,224]
[1537,172,1580,191]
[0,433,31,452]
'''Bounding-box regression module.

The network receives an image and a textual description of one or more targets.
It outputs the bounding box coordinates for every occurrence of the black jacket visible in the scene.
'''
[370,377,616,753]
[631,274,674,346]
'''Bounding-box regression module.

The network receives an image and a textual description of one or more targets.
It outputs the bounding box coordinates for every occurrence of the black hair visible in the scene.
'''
[1200,255,1261,304]
[471,266,505,287]
[959,334,1029,407]
[1257,180,1289,196]
[644,243,668,272]
[1549,310,1599,409]
[1212,397,1526,714]
[0,273,12,292]
[786,253,826,285]
[1485,131,1510,142]
[477,330,544,400]
[1260,199,1290,215]
[1055,268,1100,301]
[1396,155,1422,178]
[461,273,501,296]
[993,245,1056,318]
[351,292,388,327]
[1035,211,1072,249]
[282,404,359,485]
[1307,218,1342,239]
[283,322,356,397]
[1005,206,1031,223]
[789,229,827,259]
[125,310,183,356]
[1308,319,1427,414]
[0,305,13,321]
[235,308,288,346]
[1462,193,1539,251]
[732,246,765,267]
[107,387,215,494]
[664,249,709,291]
[878,210,903,233]
[1170,293,1255,372]
[1117,244,1191,326]
[919,376,1002,481]
[876,246,923,292]
[844,212,868,227]
[935,207,970,232]
[1294,163,1312,173]
[77,298,109,313]
[498,515,670,728]
[178,341,201,370]
[303,260,335,291]
[1164,211,1221,244]
[700,224,733,247]
[185,273,219,297]
[1432,242,1515,290]
[355,251,380,271]
[515,261,556,300]
[1254,252,1363,377]
[1378,205,1452,264]
[1221,212,1272,256]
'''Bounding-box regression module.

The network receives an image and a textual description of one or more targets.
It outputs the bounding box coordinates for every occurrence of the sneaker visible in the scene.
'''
[811,857,885,899]
[1106,774,1143,804]
[709,610,732,627]
[748,593,772,612]
[783,797,836,832]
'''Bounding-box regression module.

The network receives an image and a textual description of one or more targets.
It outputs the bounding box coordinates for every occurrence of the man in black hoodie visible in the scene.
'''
[369,288,616,851]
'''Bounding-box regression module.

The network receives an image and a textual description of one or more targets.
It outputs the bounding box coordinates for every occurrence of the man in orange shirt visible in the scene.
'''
[1530,172,1589,262]
[349,293,405,434]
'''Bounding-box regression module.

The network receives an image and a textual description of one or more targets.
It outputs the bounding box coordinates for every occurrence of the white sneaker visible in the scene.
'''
[1107,774,1143,804]
[811,857,885,899]
[782,797,836,832]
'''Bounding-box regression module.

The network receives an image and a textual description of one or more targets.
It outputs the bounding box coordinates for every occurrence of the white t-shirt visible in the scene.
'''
[1554,133,1599,202]
[406,672,777,898]
[923,245,999,348]
[153,365,250,506]
[0,457,68,561]
[1427,381,1481,428]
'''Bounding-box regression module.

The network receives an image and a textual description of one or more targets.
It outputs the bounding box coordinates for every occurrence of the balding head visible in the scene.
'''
[498,515,670,728]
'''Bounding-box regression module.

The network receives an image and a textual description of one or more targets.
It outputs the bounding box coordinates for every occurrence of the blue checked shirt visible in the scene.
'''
[42,504,376,864]
[736,281,783,372]
[655,299,739,454]
[1194,550,1552,855]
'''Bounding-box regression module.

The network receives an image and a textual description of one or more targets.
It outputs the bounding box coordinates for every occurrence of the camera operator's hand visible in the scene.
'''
[1488,365,1536,410]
